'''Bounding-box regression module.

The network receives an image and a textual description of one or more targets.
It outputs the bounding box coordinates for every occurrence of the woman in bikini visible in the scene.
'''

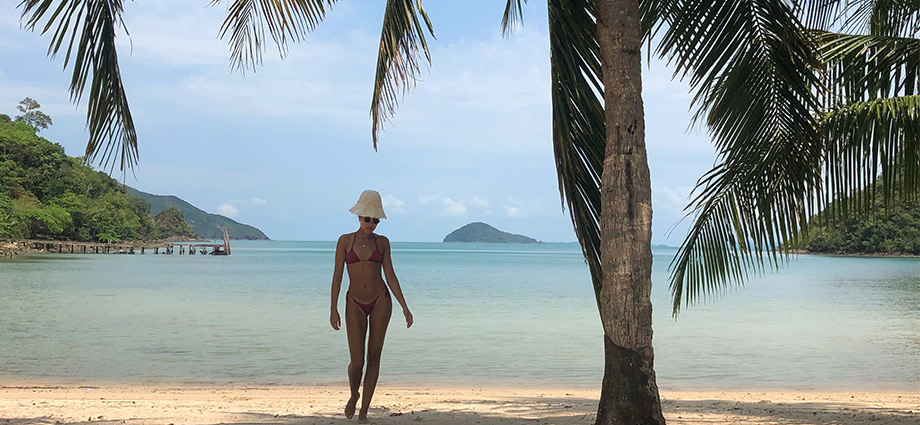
[329,190,413,423]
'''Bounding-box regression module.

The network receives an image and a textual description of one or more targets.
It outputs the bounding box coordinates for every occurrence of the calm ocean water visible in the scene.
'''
[0,241,917,391]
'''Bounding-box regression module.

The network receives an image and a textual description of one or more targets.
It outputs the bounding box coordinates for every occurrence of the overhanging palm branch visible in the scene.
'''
[659,0,824,314]
[547,0,605,296]
[370,0,435,150]
[212,0,336,74]
[819,32,920,213]
[669,1,920,315]
[19,0,136,172]
[794,0,920,36]
[502,0,604,296]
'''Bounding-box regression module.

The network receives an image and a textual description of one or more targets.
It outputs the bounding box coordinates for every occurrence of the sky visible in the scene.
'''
[0,1,717,243]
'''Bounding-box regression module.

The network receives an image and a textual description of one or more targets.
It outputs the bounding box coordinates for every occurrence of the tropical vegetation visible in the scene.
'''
[0,108,195,242]
[798,180,920,255]
[15,1,920,424]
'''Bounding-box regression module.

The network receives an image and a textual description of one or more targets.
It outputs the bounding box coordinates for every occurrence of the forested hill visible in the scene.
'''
[0,118,173,242]
[0,116,267,242]
[797,186,919,255]
[444,222,540,243]
[127,187,269,240]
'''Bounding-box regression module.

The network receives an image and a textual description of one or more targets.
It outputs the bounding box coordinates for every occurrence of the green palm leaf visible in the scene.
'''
[795,0,920,36]
[547,0,605,295]
[212,0,336,73]
[819,32,920,212]
[659,0,824,315]
[19,0,137,172]
[823,95,920,213]
[501,0,525,36]
[370,0,435,150]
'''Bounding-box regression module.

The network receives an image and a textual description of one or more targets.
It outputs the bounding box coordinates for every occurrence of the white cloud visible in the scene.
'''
[470,195,491,208]
[217,202,239,217]
[444,198,468,217]
[417,194,468,217]
[383,194,406,214]
[502,197,528,218]
[653,184,694,216]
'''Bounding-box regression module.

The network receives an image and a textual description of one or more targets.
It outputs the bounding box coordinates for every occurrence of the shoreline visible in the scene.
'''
[1,384,916,425]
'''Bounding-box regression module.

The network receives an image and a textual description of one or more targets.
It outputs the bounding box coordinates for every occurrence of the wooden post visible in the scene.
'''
[223,229,231,256]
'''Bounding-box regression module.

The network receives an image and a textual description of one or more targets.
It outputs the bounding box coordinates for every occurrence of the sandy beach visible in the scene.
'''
[1,385,916,425]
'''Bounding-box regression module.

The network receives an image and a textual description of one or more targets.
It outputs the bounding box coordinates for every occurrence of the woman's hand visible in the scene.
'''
[330,309,341,330]
[403,308,413,328]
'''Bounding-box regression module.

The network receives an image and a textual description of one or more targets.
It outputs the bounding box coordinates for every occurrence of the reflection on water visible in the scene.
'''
[0,241,917,391]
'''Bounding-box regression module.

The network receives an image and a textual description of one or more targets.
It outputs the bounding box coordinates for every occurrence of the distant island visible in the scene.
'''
[444,222,541,244]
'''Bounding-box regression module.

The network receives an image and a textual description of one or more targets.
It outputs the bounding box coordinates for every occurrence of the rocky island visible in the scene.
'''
[443,222,540,244]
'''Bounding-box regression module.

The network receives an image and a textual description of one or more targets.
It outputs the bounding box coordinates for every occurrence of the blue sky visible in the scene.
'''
[0,1,716,243]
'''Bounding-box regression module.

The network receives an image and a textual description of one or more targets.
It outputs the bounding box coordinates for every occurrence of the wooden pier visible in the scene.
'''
[1,230,232,258]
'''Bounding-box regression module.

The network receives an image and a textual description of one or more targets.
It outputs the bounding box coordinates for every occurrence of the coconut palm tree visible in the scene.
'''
[17,0,920,424]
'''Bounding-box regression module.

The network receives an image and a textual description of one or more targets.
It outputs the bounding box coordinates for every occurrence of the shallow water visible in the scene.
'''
[0,241,917,391]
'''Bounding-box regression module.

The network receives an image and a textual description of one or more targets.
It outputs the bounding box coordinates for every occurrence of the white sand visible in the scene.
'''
[1,385,917,424]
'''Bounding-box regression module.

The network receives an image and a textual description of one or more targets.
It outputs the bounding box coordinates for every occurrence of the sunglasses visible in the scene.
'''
[363,217,381,224]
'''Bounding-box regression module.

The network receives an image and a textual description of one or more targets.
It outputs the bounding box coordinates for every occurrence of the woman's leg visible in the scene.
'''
[344,296,368,419]
[358,292,392,423]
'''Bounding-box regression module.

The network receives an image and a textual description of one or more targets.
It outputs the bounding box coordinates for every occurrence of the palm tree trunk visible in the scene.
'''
[594,0,665,424]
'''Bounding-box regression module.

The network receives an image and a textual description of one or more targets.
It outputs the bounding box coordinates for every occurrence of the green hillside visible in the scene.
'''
[0,117,190,242]
[126,187,269,240]
[797,181,919,255]
[444,222,540,243]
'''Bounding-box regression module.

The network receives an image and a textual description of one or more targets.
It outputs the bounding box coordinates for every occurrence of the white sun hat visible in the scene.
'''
[349,190,387,219]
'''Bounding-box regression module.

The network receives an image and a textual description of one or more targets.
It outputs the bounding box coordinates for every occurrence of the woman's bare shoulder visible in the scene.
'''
[336,233,355,245]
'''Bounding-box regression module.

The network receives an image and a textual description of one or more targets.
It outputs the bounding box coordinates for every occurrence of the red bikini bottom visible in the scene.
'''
[348,288,390,315]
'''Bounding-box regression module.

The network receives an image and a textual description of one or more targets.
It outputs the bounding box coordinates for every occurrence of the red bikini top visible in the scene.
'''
[345,233,383,264]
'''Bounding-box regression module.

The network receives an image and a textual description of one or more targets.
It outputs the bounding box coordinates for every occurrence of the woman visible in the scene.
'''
[330,189,413,423]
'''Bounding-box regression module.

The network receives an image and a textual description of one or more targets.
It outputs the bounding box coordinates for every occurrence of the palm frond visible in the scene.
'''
[640,0,669,40]
[819,32,920,214]
[659,0,824,315]
[819,32,920,103]
[212,0,336,73]
[823,95,920,216]
[547,0,604,296]
[501,0,526,36]
[370,0,435,150]
[19,0,137,172]
[795,0,920,36]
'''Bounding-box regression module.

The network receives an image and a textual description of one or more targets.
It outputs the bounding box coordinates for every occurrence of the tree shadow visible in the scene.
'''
[2,395,916,425]
[662,397,918,424]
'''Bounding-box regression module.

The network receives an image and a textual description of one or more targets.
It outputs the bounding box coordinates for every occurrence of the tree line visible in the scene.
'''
[0,100,195,242]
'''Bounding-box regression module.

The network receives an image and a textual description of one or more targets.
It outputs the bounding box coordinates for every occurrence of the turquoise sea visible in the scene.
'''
[0,241,917,391]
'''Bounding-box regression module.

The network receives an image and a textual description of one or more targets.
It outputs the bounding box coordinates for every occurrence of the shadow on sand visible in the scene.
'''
[3,395,917,425]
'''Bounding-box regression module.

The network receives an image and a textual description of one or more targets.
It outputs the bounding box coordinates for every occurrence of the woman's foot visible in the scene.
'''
[357,408,369,423]
[345,393,359,419]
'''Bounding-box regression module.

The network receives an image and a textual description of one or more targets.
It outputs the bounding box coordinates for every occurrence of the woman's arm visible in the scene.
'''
[381,236,413,328]
[329,234,347,330]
